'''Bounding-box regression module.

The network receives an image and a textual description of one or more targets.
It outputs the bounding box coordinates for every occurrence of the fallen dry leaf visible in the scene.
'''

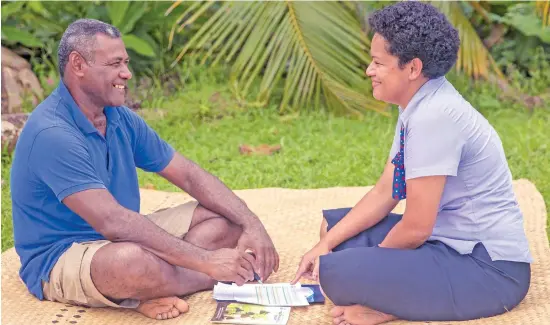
[144,183,156,190]
[239,144,282,156]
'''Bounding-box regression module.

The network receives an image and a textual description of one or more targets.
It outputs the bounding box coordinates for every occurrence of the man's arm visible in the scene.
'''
[63,188,255,283]
[320,158,400,251]
[379,175,445,249]
[158,153,259,229]
[157,153,279,281]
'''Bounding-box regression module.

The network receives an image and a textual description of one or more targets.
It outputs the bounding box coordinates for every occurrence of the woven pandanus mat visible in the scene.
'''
[2,179,549,325]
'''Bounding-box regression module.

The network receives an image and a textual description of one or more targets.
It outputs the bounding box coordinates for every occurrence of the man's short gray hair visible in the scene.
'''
[57,18,121,77]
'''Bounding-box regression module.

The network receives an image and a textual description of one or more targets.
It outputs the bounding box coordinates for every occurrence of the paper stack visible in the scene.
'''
[211,282,324,324]
[213,282,311,307]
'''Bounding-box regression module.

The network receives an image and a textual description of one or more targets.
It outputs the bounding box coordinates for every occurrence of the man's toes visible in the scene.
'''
[330,306,345,317]
[333,316,345,324]
[170,307,181,318]
[174,298,189,313]
[137,296,189,320]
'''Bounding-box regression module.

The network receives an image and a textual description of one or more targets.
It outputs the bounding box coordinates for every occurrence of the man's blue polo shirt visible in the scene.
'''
[10,81,175,300]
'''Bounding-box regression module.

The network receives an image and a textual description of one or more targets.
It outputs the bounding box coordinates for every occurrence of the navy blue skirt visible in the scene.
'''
[318,208,531,321]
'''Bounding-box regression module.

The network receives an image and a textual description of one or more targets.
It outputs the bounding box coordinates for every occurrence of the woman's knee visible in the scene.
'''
[318,249,369,306]
[322,208,352,231]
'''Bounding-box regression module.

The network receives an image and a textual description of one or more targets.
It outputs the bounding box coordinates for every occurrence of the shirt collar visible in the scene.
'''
[57,80,121,135]
[398,76,447,125]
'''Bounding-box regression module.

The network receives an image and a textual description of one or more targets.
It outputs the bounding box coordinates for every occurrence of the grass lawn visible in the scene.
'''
[1,80,549,252]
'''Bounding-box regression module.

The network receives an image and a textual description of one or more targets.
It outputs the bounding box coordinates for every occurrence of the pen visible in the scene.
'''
[246,250,263,283]
[254,271,263,284]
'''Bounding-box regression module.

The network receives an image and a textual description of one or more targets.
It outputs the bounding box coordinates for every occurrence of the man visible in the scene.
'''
[10,19,279,320]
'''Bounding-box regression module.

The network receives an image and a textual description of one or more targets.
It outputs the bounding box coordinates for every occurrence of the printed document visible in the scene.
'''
[213,282,312,307]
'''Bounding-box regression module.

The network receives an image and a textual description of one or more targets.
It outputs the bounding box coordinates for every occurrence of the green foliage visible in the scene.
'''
[496,2,550,44]
[432,1,504,79]
[465,1,550,78]
[168,1,388,115]
[0,0,201,78]
[504,47,550,97]
[164,0,549,115]
[2,154,14,251]
[2,67,549,251]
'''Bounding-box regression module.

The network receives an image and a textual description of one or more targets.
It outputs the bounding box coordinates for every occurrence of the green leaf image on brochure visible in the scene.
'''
[211,302,291,325]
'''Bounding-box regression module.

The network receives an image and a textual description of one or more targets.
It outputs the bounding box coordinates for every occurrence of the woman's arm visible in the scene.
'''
[292,158,401,283]
[379,175,445,249]
[321,158,400,251]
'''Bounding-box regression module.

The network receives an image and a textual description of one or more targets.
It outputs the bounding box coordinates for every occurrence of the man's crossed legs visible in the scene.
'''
[42,201,243,320]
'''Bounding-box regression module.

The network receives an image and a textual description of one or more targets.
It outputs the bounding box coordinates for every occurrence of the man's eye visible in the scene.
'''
[111,62,121,66]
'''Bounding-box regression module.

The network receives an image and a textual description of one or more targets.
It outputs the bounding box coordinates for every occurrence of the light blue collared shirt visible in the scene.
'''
[389,76,532,263]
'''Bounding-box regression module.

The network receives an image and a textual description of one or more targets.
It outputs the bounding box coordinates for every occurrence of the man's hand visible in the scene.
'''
[291,242,330,284]
[158,153,280,280]
[236,222,279,282]
[205,248,256,286]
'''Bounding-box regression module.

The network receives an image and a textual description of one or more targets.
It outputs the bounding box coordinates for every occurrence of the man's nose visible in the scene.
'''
[120,65,133,80]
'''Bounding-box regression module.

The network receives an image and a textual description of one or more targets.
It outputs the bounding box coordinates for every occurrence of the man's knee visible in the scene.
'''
[91,243,167,298]
[185,217,242,250]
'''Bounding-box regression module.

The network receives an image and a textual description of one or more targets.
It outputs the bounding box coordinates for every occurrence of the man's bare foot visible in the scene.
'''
[136,296,189,320]
[330,305,397,325]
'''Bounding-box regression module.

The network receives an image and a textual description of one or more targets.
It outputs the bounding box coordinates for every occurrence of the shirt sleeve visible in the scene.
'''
[405,115,465,180]
[28,127,106,201]
[127,109,175,172]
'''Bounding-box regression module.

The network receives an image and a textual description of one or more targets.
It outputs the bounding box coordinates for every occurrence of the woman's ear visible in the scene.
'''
[408,58,424,81]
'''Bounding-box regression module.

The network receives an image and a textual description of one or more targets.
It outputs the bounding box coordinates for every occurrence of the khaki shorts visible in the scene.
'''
[42,201,199,308]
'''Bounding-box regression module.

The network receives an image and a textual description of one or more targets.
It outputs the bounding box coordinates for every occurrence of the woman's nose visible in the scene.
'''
[366,62,375,77]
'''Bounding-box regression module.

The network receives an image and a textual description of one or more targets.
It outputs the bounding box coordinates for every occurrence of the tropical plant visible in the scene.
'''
[537,0,550,26]
[167,1,550,114]
[0,0,198,78]
[167,1,388,115]
[463,1,550,77]
[430,1,506,80]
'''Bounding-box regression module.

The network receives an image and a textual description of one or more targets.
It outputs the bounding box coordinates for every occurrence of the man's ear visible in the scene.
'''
[68,51,86,77]
[408,58,424,81]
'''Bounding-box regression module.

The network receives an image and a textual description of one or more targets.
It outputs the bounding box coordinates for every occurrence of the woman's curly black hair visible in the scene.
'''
[368,1,460,79]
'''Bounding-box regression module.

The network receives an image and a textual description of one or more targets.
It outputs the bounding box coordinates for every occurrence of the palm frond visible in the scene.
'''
[167,1,387,115]
[468,0,491,23]
[431,1,504,80]
[536,0,550,26]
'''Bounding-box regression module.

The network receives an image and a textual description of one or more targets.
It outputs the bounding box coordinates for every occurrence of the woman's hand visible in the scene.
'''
[291,241,330,284]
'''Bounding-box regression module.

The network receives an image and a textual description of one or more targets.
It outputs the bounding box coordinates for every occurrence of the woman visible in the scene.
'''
[292,2,532,325]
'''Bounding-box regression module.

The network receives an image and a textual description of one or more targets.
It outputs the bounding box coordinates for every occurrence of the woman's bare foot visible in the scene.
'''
[330,305,397,325]
[330,306,347,325]
[136,296,189,320]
